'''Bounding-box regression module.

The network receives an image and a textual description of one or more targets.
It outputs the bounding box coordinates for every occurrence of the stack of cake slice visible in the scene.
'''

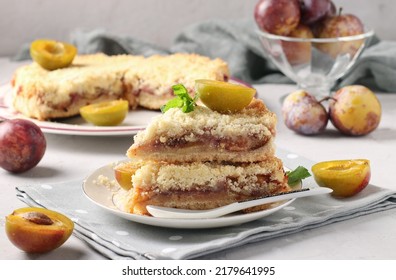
[120,97,291,216]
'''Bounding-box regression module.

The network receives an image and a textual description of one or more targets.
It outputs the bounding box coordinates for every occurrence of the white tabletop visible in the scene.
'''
[1,57,395,260]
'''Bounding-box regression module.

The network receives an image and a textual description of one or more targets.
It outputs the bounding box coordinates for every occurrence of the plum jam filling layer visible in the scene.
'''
[141,134,272,152]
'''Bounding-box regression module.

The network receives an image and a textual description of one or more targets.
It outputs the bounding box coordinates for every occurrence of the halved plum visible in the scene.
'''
[30,39,77,70]
[195,79,256,113]
[5,207,74,253]
[114,161,141,190]
[80,100,129,126]
[311,159,371,197]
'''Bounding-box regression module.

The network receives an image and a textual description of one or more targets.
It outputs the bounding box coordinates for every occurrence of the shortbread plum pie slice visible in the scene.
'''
[127,98,277,163]
[114,82,310,216]
[117,159,291,216]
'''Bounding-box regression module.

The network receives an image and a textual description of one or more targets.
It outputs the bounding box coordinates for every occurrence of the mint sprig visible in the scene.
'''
[161,84,198,113]
[286,166,311,186]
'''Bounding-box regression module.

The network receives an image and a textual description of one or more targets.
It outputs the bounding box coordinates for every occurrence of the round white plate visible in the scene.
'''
[0,78,251,136]
[82,163,296,229]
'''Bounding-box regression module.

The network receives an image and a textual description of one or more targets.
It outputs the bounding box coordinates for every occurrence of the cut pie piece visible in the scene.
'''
[11,54,142,120]
[11,53,229,120]
[127,98,277,163]
[122,158,290,216]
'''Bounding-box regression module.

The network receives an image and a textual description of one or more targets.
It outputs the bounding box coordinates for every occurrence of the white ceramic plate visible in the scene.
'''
[0,78,251,136]
[82,163,296,229]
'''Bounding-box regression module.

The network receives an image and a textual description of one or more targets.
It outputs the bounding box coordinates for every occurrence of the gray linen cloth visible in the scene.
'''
[15,148,396,260]
[12,19,396,92]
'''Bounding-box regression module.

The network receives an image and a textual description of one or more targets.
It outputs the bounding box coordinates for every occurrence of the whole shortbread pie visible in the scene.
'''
[10,53,229,120]
[120,98,291,216]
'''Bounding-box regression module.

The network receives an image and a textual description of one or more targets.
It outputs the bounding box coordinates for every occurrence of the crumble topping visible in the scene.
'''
[133,99,276,146]
[93,174,118,190]
[13,54,138,105]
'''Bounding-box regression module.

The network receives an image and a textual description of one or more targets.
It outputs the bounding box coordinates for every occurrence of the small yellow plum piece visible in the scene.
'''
[5,207,74,253]
[195,79,256,113]
[114,161,140,190]
[311,159,370,197]
[80,100,129,126]
[30,39,77,70]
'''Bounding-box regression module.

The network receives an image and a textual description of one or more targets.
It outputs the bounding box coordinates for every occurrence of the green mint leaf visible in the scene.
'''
[182,95,198,113]
[172,84,188,97]
[160,97,183,113]
[286,166,311,186]
[161,84,197,113]
[181,102,190,113]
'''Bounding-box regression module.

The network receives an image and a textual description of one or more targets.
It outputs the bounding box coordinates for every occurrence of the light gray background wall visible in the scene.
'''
[0,0,394,57]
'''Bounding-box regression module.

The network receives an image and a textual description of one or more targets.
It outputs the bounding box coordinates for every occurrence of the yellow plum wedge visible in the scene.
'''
[114,161,141,190]
[195,79,256,113]
[30,39,77,70]
[311,159,370,197]
[80,100,129,126]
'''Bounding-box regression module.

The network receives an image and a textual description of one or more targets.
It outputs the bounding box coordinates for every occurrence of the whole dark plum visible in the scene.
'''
[254,0,300,36]
[316,13,364,58]
[0,119,46,173]
[299,0,333,24]
[282,90,328,135]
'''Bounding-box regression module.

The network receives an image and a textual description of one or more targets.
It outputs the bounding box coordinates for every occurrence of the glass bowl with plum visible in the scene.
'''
[254,0,374,97]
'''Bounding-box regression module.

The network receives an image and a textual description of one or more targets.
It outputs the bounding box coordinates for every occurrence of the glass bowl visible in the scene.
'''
[256,28,374,97]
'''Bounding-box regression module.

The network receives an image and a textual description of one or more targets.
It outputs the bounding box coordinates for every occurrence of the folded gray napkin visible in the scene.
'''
[15,148,396,260]
[12,19,396,93]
